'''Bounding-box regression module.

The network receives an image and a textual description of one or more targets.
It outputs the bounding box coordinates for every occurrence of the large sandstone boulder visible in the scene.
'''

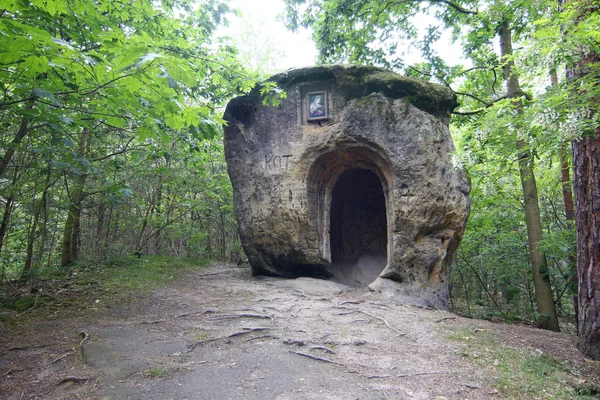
[223,65,470,309]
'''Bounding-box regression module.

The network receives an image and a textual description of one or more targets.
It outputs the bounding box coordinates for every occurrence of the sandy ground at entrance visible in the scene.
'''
[1,264,597,399]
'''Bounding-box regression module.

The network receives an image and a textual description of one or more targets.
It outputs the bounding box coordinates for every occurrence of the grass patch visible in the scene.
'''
[446,327,593,399]
[0,256,210,323]
[144,366,167,378]
[88,255,208,294]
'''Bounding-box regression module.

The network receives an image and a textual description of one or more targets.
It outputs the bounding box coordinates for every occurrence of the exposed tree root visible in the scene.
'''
[310,345,335,354]
[289,350,344,366]
[228,327,270,338]
[332,305,405,336]
[208,313,272,321]
[187,327,270,352]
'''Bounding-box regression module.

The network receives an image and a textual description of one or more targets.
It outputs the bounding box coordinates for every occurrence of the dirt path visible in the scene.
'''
[1,264,598,399]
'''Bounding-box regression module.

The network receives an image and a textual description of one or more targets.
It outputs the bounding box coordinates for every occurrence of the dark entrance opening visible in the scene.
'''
[329,168,387,286]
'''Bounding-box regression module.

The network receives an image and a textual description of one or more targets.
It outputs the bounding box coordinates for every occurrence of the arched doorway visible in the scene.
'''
[329,168,387,287]
[305,145,392,286]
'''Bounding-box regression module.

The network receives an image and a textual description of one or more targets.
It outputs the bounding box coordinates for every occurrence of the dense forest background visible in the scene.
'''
[1,0,598,352]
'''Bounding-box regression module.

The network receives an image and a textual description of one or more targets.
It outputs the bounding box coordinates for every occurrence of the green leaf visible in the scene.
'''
[33,87,61,106]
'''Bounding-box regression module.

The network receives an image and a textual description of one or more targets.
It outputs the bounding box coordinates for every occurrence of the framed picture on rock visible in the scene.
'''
[307,91,328,121]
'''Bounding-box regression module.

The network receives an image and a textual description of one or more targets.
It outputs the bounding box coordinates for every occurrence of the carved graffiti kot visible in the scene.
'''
[264,154,292,170]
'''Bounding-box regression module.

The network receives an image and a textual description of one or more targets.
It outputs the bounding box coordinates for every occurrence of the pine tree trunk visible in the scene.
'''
[500,20,560,331]
[573,126,600,359]
[570,1,600,357]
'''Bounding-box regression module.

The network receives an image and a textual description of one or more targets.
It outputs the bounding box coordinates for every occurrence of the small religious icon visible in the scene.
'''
[308,91,327,120]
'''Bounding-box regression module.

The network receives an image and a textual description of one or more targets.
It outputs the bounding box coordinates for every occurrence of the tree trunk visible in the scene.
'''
[0,195,15,263]
[70,194,82,263]
[218,205,226,261]
[21,164,52,284]
[0,170,19,268]
[61,130,91,267]
[551,71,577,287]
[136,202,154,253]
[34,191,49,274]
[61,171,86,266]
[500,20,560,331]
[96,202,105,259]
[570,1,600,358]
[104,204,113,260]
[23,199,42,281]
[573,125,600,359]
[0,116,30,179]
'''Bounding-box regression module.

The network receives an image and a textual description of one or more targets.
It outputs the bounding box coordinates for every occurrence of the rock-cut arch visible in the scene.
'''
[306,145,392,286]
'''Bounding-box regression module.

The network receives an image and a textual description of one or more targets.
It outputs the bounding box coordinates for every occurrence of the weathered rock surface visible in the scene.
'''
[223,65,470,309]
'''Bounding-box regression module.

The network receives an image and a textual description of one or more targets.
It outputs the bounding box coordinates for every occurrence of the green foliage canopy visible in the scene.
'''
[0,0,256,180]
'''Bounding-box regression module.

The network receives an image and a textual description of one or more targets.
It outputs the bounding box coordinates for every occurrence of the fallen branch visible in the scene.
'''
[187,337,220,352]
[460,383,483,389]
[362,311,404,335]
[397,371,459,378]
[139,310,207,325]
[176,360,210,370]
[244,334,278,342]
[78,331,89,348]
[435,317,457,323]
[228,327,269,338]
[196,271,227,278]
[367,374,391,379]
[289,350,344,366]
[56,376,90,386]
[292,290,307,298]
[140,319,168,325]
[4,343,53,354]
[291,307,310,317]
[262,305,284,312]
[52,352,74,364]
[175,311,205,318]
[283,338,306,346]
[16,293,39,316]
[310,345,335,354]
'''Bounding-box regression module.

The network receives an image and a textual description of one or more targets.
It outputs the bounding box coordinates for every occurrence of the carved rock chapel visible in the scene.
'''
[223,65,470,309]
